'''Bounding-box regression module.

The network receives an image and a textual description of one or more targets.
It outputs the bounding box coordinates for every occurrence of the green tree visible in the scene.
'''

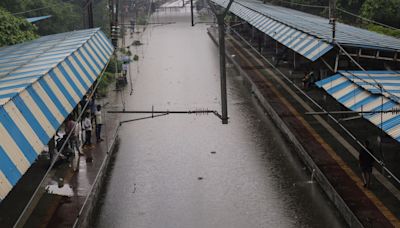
[361,0,400,27]
[0,7,38,47]
[20,0,83,35]
[0,0,83,36]
[93,0,111,35]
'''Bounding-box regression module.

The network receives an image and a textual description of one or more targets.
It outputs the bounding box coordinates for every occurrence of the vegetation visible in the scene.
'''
[97,72,115,97]
[267,0,400,38]
[93,0,111,35]
[0,0,110,38]
[367,24,400,38]
[360,0,400,28]
[97,56,123,97]
[106,56,123,74]
[0,7,38,46]
[0,0,82,36]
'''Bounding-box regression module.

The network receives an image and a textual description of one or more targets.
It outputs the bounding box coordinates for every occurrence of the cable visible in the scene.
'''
[335,41,400,102]
[227,26,400,185]
[254,0,398,51]
[337,7,400,31]
[12,6,52,15]
[12,0,75,15]
[265,0,328,9]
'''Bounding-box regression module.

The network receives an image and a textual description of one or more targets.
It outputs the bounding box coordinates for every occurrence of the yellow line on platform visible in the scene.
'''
[228,36,400,227]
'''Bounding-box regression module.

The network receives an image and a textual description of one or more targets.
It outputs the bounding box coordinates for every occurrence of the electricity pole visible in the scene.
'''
[110,0,119,47]
[191,0,194,26]
[208,0,234,124]
[329,0,336,42]
[83,0,94,28]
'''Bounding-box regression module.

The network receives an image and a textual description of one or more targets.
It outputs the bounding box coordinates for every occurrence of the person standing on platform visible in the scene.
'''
[95,105,104,142]
[83,113,93,147]
[89,96,96,122]
[359,140,374,188]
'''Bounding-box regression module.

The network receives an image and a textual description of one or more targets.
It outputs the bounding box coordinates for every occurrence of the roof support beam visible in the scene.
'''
[334,54,339,72]
[341,53,400,62]
[321,57,335,72]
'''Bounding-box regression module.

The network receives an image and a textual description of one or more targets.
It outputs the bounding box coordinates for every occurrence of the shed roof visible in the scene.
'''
[0,28,113,200]
[212,0,400,60]
[316,71,400,143]
[26,15,52,23]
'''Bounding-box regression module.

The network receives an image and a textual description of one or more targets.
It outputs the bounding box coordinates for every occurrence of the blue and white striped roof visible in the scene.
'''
[212,0,333,61]
[316,71,400,143]
[212,0,400,60]
[26,15,52,23]
[0,28,113,200]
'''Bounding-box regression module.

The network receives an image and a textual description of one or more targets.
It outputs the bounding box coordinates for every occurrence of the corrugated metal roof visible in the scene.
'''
[212,0,400,55]
[316,71,400,143]
[0,28,113,200]
[213,0,333,61]
[26,15,52,23]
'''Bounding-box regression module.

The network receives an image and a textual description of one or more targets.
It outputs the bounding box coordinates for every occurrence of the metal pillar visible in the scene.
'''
[329,0,336,42]
[217,16,228,124]
[83,0,94,28]
[191,0,194,26]
[208,0,234,124]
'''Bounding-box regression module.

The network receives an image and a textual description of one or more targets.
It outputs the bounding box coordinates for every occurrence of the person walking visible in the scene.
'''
[83,113,93,147]
[359,140,374,188]
[65,116,79,153]
[95,105,104,142]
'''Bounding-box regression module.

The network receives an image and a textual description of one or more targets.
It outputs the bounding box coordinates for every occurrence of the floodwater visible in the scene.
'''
[93,6,346,228]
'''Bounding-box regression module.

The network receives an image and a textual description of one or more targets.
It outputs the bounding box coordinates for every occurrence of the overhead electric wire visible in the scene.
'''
[256,1,395,50]
[245,2,400,180]
[12,6,52,15]
[334,41,400,103]
[227,25,400,185]
[232,1,400,96]
[336,7,400,31]
[267,0,328,9]
[12,0,76,15]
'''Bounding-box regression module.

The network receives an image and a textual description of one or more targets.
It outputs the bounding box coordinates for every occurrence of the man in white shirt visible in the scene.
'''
[95,105,104,142]
[83,113,93,146]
